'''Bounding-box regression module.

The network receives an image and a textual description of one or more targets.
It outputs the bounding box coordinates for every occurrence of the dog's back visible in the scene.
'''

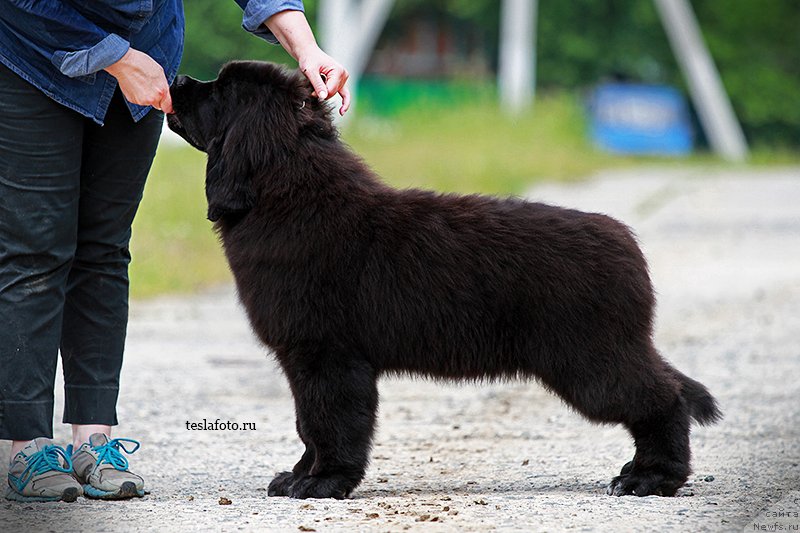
[350,188,652,382]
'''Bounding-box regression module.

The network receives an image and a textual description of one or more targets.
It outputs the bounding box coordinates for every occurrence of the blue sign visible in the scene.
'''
[589,83,693,156]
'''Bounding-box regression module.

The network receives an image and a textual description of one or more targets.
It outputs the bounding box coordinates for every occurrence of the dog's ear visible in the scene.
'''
[205,123,257,222]
[291,71,337,139]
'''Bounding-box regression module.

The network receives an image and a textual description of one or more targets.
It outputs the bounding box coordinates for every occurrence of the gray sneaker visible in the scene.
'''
[69,433,144,499]
[5,438,82,502]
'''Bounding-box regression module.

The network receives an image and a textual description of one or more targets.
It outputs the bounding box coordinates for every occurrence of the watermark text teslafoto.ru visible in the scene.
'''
[185,419,257,431]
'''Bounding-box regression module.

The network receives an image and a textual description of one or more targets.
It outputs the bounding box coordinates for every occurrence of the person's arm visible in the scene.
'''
[0,1,171,112]
[233,1,350,115]
[265,10,350,115]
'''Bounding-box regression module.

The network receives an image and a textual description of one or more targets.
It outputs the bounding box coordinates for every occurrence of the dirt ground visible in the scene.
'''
[1,166,799,532]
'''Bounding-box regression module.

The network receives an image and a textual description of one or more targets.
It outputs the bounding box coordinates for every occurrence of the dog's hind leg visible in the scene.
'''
[548,341,696,496]
[607,395,692,496]
[268,353,378,499]
[606,361,719,496]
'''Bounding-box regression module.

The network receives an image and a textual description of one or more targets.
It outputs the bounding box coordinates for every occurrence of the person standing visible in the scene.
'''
[0,0,349,502]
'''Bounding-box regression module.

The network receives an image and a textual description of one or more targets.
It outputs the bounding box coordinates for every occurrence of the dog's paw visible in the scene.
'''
[606,466,683,497]
[268,471,296,497]
[288,475,353,499]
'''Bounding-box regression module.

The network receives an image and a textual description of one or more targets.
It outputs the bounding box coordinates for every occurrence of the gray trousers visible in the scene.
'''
[0,63,162,440]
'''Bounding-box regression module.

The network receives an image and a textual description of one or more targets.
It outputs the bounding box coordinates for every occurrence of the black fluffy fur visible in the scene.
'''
[167,61,721,500]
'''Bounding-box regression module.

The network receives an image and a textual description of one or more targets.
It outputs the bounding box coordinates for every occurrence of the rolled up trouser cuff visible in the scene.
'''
[63,385,119,426]
[0,400,55,441]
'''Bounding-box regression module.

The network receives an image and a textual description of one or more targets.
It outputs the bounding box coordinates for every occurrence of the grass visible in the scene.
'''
[130,146,229,298]
[129,91,799,298]
[346,91,630,194]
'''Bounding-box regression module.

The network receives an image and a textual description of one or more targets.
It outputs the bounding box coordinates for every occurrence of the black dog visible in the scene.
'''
[167,61,720,500]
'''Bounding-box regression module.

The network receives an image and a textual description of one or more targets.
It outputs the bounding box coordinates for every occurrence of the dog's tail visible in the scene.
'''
[673,368,722,426]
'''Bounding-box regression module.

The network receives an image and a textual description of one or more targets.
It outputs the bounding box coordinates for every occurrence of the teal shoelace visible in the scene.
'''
[9,445,73,492]
[93,438,141,471]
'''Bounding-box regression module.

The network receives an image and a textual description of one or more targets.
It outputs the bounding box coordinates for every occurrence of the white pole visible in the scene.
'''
[348,0,394,77]
[318,0,349,56]
[498,0,537,114]
[653,0,748,161]
[318,0,393,119]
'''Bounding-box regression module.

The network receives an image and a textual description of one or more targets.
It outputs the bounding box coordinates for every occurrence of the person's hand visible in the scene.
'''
[105,48,173,114]
[265,10,350,115]
[297,45,351,116]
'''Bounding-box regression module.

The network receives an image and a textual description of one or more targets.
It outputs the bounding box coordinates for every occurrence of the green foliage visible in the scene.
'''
[180,1,298,80]
[693,0,800,146]
[537,0,674,86]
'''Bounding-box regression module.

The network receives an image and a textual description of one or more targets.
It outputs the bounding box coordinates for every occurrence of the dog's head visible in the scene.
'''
[167,61,336,222]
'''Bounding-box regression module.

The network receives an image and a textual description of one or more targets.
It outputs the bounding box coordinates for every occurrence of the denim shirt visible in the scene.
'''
[0,0,304,125]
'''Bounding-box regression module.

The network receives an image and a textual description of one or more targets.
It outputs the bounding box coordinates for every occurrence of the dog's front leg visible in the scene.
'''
[267,438,315,497]
[268,353,378,499]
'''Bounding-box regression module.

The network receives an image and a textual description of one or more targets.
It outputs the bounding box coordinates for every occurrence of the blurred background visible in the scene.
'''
[131,0,800,297]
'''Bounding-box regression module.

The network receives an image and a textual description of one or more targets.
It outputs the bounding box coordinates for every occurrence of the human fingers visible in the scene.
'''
[117,79,167,109]
[159,88,173,114]
[339,84,351,115]
[323,65,348,101]
[300,62,329,100]
[134,80,169,110]
[143,68,170,110]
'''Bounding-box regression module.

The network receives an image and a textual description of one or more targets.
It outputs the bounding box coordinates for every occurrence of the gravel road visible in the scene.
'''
[2,166,799,532]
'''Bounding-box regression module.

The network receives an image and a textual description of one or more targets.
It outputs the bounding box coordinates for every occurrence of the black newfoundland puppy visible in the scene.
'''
[167,61,720,500]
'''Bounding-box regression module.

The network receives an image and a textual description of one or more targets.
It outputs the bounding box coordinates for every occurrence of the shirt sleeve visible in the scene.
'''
[0,1,130,78]
[232,0,305,44]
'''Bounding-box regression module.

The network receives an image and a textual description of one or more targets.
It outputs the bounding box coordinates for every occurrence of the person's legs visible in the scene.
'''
[60,90,162,500]
[0,63,85,502]
[61,90,162,442]
[0,64,83,447]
